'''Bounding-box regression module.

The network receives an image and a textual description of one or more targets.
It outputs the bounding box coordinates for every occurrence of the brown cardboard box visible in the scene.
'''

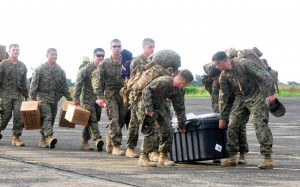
[65,104,90,126]
[59,101,75,128]
[20,101,41,130]
[0,45,6,61]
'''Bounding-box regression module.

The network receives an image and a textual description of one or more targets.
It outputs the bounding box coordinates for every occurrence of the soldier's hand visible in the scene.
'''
[74,100,80,106]
[179,128,186,133]
[96,99,108,108]
[269,95,276,104]
[146,111,154,117]
[219,119,227,129]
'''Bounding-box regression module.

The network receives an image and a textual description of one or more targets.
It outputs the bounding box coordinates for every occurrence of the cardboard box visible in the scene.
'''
[58,101,75,128]
[65,104,90,126]
[0,45,6,61]
[20,101,41,130]
[169,113,228,162]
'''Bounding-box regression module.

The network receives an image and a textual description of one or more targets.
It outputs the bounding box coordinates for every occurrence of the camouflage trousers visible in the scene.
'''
[39,100,58,137]
[106,92,126,146]
[0,97,24,136]
[126,98,159,150]
[227,95,272,155]
[141,113,173,154]
[82,103,102,141]
[228,111,250,154]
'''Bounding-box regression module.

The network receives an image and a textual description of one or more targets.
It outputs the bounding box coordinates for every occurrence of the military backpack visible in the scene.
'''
[225,47,279,93]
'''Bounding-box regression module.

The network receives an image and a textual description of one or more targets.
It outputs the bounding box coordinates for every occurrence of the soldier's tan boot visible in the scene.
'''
[38,135,49,148]
[80,139,94,150]
[105,135,113,153]
[112,145,125,156]
[138,153,157,167]
[158,153,175,166]
[47,136,57,149]
[238,153,247,164]
[258,154,274,169]
[149,150,159,162]
[126,147,139,158]
[12,136,25,146]
[221,155,237,167]
[96,139,104,152]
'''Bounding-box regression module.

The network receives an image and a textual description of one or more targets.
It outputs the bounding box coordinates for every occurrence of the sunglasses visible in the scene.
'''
[96,54,105,58]
[111,45,122,48]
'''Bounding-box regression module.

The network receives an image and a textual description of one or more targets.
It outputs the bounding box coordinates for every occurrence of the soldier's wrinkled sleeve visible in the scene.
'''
[211,81,220,113]
[93,63,105,99]
[73,67,86,101]
[29,68,39,100]
[21,65,29,98]
[130,58,138,73]
[142,79,162,113]
[171,89,187,129]
[242,60,276,96]
[219,73,232,121]
[61,71,72,100]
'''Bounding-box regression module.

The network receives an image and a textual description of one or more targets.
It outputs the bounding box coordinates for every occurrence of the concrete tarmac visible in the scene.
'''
[0,97,299,187]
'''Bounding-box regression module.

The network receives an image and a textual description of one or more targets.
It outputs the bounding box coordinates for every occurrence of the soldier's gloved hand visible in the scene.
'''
[219,119,227,129]
[74,100,80,106]
[178,127,186,133]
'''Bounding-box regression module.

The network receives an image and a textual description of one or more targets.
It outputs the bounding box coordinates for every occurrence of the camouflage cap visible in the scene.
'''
[151,49,181,72]
[269,98,286,117]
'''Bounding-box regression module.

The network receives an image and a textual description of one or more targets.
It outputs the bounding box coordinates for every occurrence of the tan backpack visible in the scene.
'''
[226,47,279,93]
[120,61,172,108]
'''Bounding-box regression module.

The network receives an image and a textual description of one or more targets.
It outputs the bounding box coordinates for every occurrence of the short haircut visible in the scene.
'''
[111,39,121,45]
[178,69,194,83]
[212,51,228,62]
[47,48,57,54]
[93,48,105,55]
[142,38,155,45]
[9,44,19,50]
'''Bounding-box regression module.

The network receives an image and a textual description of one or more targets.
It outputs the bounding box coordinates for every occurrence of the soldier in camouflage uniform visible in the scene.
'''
[212,51,276,169]
[126,38,161,160]
[139,69,194,167]
[29,48,72,149]
[208,66,249,164]
[93,39,126,156]
[0,44,28,146]
[74,48,105,151]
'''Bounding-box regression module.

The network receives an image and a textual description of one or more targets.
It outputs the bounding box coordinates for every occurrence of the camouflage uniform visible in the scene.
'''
[142,76,186,154]
[126,54,160,150]
[29,62,71,138]
[219,59,275,156]
[0,59,28,136]
[93,57,125,146]
[212,81,249,154]
[74,62,102,141]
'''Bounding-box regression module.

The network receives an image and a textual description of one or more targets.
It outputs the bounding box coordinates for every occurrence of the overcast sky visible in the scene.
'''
[1,0,299,83]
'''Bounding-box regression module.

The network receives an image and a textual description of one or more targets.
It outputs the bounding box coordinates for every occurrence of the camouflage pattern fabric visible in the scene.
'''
[212,81,249,153]
[29,62,72,103]
[74,62,102,141]
[142,76,186,154]
[93,57,125,145]
[219,59,275,155]
[29,62,71,137]
[0,60,28,136]
[129,54,147,76]
[39,100,57,137]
